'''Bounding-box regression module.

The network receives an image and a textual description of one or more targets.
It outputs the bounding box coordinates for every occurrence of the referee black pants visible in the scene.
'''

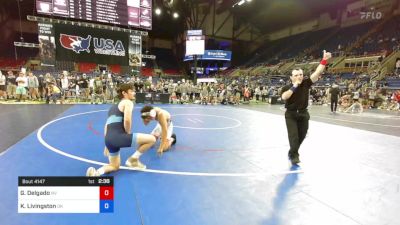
[285,110,310,159]
[331,98,338,112]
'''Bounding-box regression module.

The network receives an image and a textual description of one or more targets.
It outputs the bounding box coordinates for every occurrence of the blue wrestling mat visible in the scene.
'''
[0,104,399,225]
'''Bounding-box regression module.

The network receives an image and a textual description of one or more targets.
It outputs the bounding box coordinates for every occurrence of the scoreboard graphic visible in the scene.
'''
[18,177,114,213]
[36,0,152,29]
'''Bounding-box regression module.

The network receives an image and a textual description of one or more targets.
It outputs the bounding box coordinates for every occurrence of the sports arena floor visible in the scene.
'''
[0,104,399,225]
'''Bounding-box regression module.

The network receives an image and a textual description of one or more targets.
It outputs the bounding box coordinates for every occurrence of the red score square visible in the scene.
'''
[100,186,114,200]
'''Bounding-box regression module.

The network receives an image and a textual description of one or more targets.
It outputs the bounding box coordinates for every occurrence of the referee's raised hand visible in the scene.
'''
[323,50,332,60]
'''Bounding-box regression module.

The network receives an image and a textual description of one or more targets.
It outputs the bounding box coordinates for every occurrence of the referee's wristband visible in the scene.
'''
[290,86,297,92]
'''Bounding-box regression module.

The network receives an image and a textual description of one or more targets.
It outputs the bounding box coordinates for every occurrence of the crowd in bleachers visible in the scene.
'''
[1,64,399,111]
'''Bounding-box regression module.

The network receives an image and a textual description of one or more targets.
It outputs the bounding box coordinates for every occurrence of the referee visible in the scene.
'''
[281,50,332,165]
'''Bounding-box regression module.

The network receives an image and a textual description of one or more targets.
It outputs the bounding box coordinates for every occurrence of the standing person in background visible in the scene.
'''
[254,86,261,103]
[329,83,340,113]
[0,71,6,100]
[89,75,95,101]
[27,72,39,101]
[37,74,45,100]
[106,73,115,103]
[44,73,55,103]
[15,71,27,102]
[392,90,400,110]
[92,76,104,104]
[243,85,250,103]
[6,71,16,100]
[60,73,69,100]
[281,50,332,165]
[78,74,89,101]
[395,58,400,75]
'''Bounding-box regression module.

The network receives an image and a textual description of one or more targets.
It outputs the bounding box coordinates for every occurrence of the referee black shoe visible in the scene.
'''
[290,157,300,165]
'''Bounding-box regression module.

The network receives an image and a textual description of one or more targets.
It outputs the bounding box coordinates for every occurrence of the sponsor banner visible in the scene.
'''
[129,35,142,67]
[197,78,217,83]
[55,24,129,65]
[187,30,202,36]
[184,50,232,61]
[38,22,56,66]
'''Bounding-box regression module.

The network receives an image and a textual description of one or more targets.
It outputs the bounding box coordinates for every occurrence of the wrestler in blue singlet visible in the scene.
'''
[105,104,137,156]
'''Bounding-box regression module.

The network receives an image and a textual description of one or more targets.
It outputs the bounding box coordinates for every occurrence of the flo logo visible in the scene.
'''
[60,34,91,53]
[360,11,383,20]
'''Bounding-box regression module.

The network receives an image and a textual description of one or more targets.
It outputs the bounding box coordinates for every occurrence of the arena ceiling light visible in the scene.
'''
[232,0,252,7]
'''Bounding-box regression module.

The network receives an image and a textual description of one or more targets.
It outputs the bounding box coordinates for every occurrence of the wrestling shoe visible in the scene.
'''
[125,158,146,170]
[86,167,99,177]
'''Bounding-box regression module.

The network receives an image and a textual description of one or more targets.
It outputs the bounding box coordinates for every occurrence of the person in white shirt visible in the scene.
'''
[0,71,6,100]
[61,74,69,99]
[89,76,95,97]
[15,72,27,101]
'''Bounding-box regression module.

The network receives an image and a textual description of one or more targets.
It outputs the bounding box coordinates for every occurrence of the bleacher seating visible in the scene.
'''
[245,21,381,69]
[141,67,154,76]
[151,48,179,70]
[0,58,26,70]
[323,22,378,55]
[341,73,358,80]
[353,16,400,55]
[248,32,308,65]
[385,77,400,88]
[163,69,180,76]
[279,27,336,61]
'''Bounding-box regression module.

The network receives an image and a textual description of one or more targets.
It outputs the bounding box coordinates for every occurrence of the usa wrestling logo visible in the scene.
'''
[60,34,91,53]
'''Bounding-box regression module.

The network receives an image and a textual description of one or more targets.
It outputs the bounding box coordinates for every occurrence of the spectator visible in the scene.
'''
[395,58,400,75]
[15,72,27,102]
[0,71,6,100]
[329,83,340,113]
[6,71,16,100]
[27,72,39,100]
[47,82,62,104]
